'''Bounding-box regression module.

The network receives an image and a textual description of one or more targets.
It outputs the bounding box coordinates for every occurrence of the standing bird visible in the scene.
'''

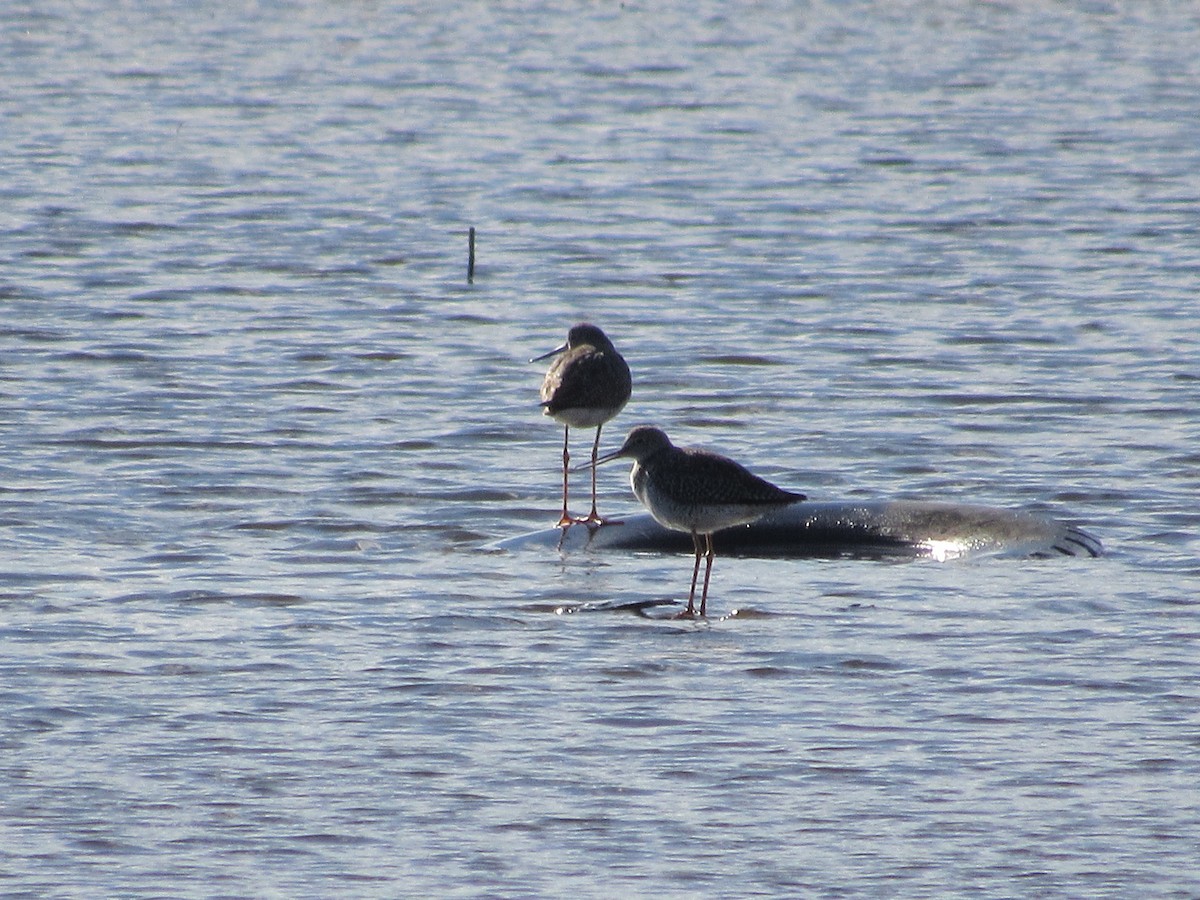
[594,426,805,617]
[532,323,632,527]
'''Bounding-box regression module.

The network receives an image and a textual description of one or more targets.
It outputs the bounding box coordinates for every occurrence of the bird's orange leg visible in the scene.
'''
[698,532,715,618]
[556,427,576,527]
[582,425,621,527]
[675,531,704,618]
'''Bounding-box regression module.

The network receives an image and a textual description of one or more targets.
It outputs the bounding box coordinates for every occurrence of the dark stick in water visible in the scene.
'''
[467,226,476,283]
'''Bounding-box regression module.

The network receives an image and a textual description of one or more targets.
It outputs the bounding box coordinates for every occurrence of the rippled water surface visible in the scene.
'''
[3,2,1200,897]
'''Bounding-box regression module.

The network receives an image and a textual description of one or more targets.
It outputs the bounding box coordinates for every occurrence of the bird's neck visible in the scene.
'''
[630,460,649,501]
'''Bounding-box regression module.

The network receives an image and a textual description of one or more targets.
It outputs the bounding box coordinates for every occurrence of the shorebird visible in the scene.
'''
[594,425,805,617]
[532,323,632,527]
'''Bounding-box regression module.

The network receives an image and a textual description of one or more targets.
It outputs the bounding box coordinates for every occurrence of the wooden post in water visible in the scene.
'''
[467,226,476,283]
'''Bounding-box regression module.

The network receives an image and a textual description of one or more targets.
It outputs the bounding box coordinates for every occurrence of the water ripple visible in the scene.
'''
[2,1,1200,897]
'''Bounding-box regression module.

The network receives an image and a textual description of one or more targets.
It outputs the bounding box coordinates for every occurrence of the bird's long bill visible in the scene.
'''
[529,342,568,363]
[592,447,626,467]
[570,447,625,473]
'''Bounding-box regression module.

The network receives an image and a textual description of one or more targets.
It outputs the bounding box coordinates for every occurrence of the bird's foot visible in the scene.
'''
[581,512,622,528]
[556,513,593,528]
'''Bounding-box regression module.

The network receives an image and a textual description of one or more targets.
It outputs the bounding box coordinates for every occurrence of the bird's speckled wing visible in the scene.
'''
[652,448,805,506]
[540,348,631,414]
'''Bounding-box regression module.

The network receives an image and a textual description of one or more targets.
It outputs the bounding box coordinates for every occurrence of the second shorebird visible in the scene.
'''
[533,323,632,526]
[595,426,806,617]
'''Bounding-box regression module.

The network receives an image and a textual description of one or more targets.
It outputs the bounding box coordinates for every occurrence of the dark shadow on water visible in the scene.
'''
[518,597,682,618]
[518,598,793,621]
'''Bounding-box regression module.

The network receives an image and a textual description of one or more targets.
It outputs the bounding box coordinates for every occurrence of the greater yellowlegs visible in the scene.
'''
[533,323,632,527]
[595,425,805,617]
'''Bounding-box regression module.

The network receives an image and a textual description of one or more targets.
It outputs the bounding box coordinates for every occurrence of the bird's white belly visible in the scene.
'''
[632,466,770,534]
[547,406,617,429]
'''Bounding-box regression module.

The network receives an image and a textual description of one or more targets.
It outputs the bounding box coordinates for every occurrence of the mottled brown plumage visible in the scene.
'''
[533,324,631,526]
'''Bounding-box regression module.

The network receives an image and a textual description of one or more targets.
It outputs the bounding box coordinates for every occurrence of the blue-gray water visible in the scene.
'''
[3,2,1199,897]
